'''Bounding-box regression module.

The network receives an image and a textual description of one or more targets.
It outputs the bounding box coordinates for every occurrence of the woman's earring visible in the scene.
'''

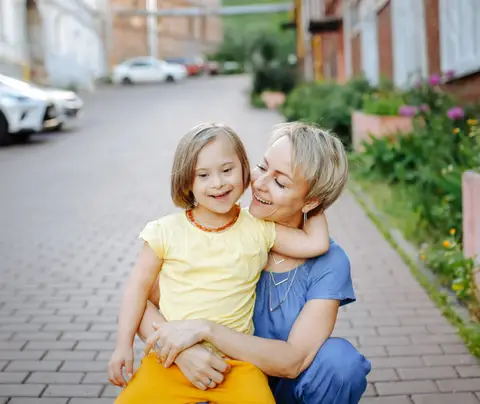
[303,212,307,227]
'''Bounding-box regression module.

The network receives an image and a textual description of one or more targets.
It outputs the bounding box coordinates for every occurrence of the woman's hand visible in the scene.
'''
[144,319,210,367]
[174,344,230,390]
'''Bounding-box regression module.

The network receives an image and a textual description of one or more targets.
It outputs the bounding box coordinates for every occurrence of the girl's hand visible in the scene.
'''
[175,344,230,390]
[144,320,209,367]
[108,345,134,387]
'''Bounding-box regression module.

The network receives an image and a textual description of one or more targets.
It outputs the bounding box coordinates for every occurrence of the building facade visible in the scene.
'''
[294,0,480,102]
[0,0,109,89]
[108,0,223,67]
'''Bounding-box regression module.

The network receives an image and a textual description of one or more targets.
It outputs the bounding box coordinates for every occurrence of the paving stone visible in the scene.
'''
[370,356,424,369]
[0,351,45,360]
[9,399,68,404]
[359,336,412,346]
[360,397,413,404]
[456,366,480,378]
[367,369,399,382]
[375,380,438,395]
[436,378,480,392]
[0,384,46,397]
[386,344,443,356]
[23,341,76,351]
[42,384,103,397]
[5,361,62,372]
[81,372,107,384]
[43,351,96,361]
[412,393,480,404]
[26,372,85,384]
[60,361,106,372]
[0,372,29,383]
[101,385,121,397]
[422,355,478,366]
[396,366,458,380]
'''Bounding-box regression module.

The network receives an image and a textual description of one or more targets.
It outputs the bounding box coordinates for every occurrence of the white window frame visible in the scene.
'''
[391,0,428,87]
[359,0,380,85]
[439,0,480,79]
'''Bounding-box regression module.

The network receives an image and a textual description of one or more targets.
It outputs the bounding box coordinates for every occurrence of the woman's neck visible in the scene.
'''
[275,212,303,230]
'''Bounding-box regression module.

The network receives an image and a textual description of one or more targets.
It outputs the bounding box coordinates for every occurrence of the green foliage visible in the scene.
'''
[362,91,406,116]
[281,76,375,148]
[354,104,480,312]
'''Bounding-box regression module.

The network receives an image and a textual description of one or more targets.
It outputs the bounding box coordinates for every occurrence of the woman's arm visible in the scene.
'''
[204,299,339,378]
[138,284,231,391]
[272,212,330,258]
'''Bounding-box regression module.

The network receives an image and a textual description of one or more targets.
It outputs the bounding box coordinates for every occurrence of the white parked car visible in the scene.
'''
[0,86,57,145]
[112,57,188,85]
[0,74,83,132]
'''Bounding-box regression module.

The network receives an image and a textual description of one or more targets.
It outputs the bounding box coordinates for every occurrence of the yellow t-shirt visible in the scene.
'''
[139,208,276,335]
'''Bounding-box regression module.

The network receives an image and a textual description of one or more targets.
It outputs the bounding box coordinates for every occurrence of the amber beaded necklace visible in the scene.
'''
[186,204,241,233]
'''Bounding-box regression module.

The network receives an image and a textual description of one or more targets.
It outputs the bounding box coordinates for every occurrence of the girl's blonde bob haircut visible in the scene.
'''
[171,123,251,209]
[269,122,349,214]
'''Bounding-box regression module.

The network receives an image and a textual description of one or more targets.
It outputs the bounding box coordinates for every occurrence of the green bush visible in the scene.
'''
[252,64,297,95]
[362,91,406,116]
[281,77,375,149]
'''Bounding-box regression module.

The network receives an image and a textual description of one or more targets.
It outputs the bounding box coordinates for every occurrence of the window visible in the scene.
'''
[439,0,480,78]
[359,0,380,84]
[391,0,428,87]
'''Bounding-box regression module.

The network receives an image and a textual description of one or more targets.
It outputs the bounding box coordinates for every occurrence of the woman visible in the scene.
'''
[138,121,371,403]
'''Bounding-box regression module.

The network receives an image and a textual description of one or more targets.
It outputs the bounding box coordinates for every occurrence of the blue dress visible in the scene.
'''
[253,240,371,404]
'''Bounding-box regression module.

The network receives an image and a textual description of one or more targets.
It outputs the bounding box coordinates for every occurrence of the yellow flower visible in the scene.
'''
[420,254,425,261]
[467,119,478,126]
[452,283,464,292]
[449,228,456,235]
[453,128,460,134]
[442,240,451,248]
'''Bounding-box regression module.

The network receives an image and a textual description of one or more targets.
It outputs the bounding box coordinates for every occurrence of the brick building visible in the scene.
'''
[293,0,480,102]
[109,0,223,67]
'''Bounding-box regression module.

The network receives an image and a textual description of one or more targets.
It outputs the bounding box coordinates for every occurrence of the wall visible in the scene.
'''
[0,0,29,78]
[109,0,223,66]
[36,0,108,88]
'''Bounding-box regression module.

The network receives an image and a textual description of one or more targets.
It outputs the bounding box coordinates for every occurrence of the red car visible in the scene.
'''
[165,57,204,76]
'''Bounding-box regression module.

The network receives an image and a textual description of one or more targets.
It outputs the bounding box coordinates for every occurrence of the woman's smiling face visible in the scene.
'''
[249,136,311,227]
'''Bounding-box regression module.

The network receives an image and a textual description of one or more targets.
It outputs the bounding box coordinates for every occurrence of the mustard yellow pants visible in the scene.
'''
[115,353,275,404]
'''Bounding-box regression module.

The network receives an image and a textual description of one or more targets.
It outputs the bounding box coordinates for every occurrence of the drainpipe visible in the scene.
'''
[146,0,158,58]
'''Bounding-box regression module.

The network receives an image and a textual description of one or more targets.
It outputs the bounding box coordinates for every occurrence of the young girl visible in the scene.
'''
[108,122,330,404]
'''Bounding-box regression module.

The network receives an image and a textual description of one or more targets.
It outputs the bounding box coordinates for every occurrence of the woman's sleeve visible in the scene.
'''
[139,220,165,259]
[306,247,356,306]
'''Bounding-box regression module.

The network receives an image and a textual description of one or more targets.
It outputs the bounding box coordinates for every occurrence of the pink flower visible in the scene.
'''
[447,106,465,120]
[428,74,441,86]
[419,104,430,113]
[444,70,455,80]
[398,105,418,117]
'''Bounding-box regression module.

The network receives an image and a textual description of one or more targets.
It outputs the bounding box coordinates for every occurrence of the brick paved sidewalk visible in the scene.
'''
[329,193,480,404]
[0,76,479,403]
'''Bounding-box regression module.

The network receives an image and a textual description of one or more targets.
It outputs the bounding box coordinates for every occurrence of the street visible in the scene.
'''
[1,75,479,403]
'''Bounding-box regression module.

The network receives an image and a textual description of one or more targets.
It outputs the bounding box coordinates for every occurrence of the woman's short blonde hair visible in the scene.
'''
[171,123,251,209]
[269,122,348,213]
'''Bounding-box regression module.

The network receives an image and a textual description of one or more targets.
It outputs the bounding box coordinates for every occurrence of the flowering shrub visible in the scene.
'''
[356,75,480,312]
[282,76,375,148]
[422,230,479,317]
